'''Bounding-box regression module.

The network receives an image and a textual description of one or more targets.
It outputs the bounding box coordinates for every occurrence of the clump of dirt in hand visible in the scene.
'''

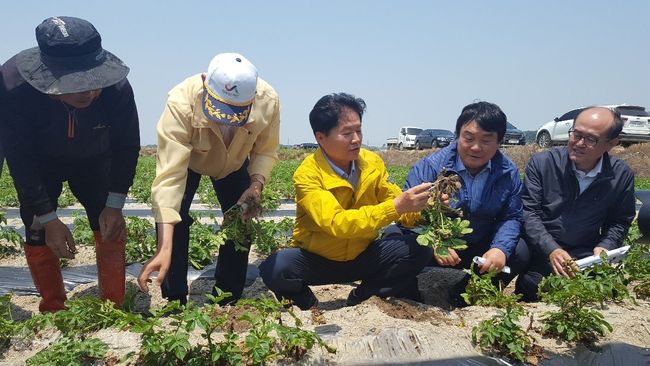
[563,258,580,277]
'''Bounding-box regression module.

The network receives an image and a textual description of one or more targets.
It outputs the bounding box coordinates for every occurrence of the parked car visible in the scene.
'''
[502,122,526,146]
[536,105,650,148]
[414,129,455,149]
[618,106,650,145]
[396,126,423,150]
[293,142,318,149]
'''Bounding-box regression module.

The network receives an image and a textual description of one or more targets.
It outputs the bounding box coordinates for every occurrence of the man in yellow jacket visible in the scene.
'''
[259,93,433,309]
[137,53,280,305]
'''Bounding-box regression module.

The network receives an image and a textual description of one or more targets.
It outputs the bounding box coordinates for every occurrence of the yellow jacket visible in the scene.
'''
[151,74,280,223]
[292,148,419,261]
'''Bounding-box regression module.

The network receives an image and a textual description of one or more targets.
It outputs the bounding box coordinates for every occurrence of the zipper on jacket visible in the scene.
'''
[62,102,77,139]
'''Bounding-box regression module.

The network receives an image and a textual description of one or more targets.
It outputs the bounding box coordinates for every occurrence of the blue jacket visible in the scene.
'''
[522,147,635,258]
[404,141,523,258]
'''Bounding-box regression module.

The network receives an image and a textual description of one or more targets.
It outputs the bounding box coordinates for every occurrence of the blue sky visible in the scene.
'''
[2,1,649,146]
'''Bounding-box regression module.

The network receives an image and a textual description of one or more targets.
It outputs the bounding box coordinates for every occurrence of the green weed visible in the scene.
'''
[0,210,22,257]
[472,304,532,362]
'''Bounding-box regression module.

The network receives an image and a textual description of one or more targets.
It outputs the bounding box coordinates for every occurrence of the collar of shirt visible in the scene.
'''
[454,154,492,176]
[323,151,359,188]
[572,156,603,194]
[454,154,491,212]
[571,156,603,178]
[218,123,238,147]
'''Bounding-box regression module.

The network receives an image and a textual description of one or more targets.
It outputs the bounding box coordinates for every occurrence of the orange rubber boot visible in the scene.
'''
[24,245,67,313]
[93,232,126,307]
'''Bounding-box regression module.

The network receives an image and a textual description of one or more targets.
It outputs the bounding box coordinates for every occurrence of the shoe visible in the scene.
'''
[346,289,363,307]
[395,283,423,303]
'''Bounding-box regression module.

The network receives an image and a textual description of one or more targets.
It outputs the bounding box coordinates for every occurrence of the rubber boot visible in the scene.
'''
[24,245,67,313]
[94,232,126,307]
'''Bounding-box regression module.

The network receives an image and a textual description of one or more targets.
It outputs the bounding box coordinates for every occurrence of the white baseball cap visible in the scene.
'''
[202,53,258,127]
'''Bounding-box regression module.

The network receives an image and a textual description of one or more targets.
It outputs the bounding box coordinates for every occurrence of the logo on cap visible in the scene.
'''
[51,17,70,37]
[224,83,239,96]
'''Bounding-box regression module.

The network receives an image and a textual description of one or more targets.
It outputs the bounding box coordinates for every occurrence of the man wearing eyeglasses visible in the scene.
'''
[515,107,635,302]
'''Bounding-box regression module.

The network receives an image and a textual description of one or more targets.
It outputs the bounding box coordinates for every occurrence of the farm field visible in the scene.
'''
[0,145,649,365]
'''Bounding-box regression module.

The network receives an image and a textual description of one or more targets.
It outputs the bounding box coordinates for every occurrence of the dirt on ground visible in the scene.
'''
[1,246,649,365]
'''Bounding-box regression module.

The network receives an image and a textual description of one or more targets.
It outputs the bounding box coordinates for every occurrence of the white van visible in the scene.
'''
[397,126,423,150]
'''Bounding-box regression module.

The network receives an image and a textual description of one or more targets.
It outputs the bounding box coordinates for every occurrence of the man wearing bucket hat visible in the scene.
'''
[0,16,140,312]
[137,53,280,306]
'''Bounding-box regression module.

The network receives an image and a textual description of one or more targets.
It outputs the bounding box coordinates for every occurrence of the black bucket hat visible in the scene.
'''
[15,16,129,95]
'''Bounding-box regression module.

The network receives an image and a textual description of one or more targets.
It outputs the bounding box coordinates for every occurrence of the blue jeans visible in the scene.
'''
[160,162,251,305]
[259,231,433,310]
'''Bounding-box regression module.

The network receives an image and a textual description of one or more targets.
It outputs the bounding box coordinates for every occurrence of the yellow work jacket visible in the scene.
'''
[292,148,419,261]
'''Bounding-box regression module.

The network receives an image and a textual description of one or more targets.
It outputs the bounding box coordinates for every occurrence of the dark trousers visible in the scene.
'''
[161,162,251,305]
[425,236,530,306]
[20,159,109,245]
[258,231,433,310]
[515,245,592,302]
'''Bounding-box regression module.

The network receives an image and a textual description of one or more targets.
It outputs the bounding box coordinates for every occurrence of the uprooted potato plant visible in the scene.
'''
[415,170,472,257]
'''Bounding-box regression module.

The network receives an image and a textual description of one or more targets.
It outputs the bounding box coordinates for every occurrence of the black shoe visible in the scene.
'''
[395,284,423,303]
[346,288,368,307]
[448,293,469,308]
[275,290,318,310]
[295,292,319,310]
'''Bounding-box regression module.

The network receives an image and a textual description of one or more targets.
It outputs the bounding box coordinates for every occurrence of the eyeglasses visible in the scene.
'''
[568,128,602,148]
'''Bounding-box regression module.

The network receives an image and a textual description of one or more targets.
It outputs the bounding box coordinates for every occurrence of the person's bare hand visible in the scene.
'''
[433,248,461,267]
[137,223,173,293]
[137,251,171,293]
[98,207,126,242]
[43,219,76,259]
[478,248,506,273]
[549,248,574,278]
[237,181,263,220]
[593,246,607,257]
[394,182,433,214]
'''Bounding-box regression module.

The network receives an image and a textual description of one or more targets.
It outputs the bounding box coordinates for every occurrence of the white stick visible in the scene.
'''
[575,245,630,271]
[472,256,511,274]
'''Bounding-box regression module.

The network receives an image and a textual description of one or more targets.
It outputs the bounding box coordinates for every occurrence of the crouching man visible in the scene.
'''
[259,93,433,309]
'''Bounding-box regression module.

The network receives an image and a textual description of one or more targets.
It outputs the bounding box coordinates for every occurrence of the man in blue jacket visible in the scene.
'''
[515,107,635,301]
[405,101,528,306]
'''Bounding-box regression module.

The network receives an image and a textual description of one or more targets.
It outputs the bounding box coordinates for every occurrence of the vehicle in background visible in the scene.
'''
[502,122,526,146]
[536,104,650,148]
[292,142,319,149]
[414,129,455,149]
[535,107,583,148]
[618,105,650,145]
[386,126,423,150]
[385,137,399,149]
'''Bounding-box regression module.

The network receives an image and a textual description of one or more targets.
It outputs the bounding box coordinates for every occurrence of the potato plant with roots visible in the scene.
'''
[416,169,472,258]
